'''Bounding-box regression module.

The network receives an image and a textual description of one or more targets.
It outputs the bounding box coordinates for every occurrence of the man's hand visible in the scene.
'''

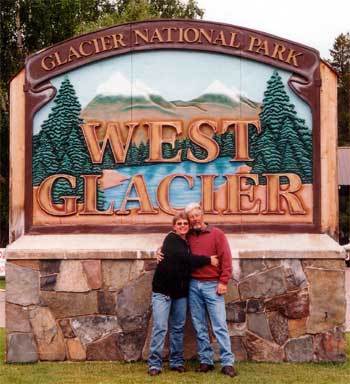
[210,255,219,267]
[217,282,227,295]
[155,247,164,264]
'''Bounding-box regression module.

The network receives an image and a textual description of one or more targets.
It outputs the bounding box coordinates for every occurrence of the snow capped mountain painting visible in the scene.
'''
[81,71,260,125]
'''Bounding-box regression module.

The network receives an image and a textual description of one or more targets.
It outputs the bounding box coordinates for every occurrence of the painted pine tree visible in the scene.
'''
[221,131,235,157]
[259,70,296,141]
[40,76,83,163]
[250,70,313,184]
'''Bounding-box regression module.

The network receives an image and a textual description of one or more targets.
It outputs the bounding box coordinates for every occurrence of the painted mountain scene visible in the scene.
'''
[32,52,313,227]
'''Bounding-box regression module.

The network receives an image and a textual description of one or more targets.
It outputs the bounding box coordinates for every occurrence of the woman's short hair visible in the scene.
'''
[172,211,188,225]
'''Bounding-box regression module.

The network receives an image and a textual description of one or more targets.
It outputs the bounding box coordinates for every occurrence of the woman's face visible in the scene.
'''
[173,218,190,236]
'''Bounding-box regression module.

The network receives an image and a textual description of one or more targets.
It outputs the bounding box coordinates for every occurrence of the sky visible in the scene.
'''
[197,0,350,59]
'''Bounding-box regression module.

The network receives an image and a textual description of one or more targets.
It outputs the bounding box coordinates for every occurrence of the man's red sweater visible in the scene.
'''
[187,226,232,285]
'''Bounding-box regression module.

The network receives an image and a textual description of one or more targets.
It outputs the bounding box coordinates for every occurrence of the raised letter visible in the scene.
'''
[134,29,149,44]
[117,175,158,215]
[81,121,138,163]
[79,175,114,215]
[79,40,94,57]
[285,49,303,67]
[262,173,306,214]
[37,175,78,216]
[187,120,220,163]
[145,121,182,162]
[223,174,260,214]
[200,175,219,214]
[157,174,194,215]
[41,55,56,71]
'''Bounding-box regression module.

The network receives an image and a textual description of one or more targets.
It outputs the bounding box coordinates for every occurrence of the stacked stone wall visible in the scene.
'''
[5,258,346,363]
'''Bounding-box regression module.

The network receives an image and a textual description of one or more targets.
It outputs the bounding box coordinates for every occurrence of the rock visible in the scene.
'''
[314,328,346,362]
[231,336,247,361]
[284,336,314,362]
[239,267,287,300]
[102,260,134,291]
[6,263,40,306]
[129,261,145,280]
[117,330,147,361]
[227,322,247,337]
[239,259,266,279]
[282,260,307,290]
[98,290,117,315]
[226,301,246,323]
[86,333,122,361]
[247,313,273,341]
[267,312,288,346]
[66,338,86,361]
[11,260,40,270]
[144,260,157,271]
[56,260,90,292]
[7,333,38,363]
[6,303,31,333]
[116,272,153,331]
[224,280,240,303]
[302,260,345,270]
[70,315,121,345]
[59,319,75,338]
[40,260,61,275]
[82,260,102,290]
[29,306,66,361]
[265,289,309,319]
[247,299,264,313]
[245,332,284,362]
[40,274,57,291]
[288,318,307,338]
[40,291,98,318]
[305,269,346,333]
[264,260,281,269]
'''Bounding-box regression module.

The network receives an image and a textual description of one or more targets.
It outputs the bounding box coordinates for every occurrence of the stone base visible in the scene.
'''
[4,234,347,363]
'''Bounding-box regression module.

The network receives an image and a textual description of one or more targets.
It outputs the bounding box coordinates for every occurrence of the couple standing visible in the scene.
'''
[148,202,237,377]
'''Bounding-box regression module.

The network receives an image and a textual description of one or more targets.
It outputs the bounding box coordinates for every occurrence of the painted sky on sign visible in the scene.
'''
[34,50,312,134]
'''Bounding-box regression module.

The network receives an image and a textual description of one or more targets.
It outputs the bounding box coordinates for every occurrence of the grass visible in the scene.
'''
[0,329,349,384]
[0,279,5,290]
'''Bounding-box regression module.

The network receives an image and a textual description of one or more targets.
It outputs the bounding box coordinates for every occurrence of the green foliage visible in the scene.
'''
[76,0,204,35]
[0,328,350,384]
[329,32,350,145]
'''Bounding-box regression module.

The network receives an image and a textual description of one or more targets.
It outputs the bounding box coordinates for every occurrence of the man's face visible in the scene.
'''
[187,208,204,230]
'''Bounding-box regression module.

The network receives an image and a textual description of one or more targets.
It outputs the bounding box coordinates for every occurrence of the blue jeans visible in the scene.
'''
[189,279,234,366]
[148,292,187,370]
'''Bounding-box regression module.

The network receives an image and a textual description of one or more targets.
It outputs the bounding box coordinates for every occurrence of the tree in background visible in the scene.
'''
[329,32,350,146]
[0,0,204,246]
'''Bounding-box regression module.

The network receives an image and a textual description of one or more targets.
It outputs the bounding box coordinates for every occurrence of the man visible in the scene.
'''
[184,202,237,377]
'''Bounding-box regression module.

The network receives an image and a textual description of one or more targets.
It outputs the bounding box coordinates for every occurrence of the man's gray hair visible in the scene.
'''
[184,202,202,214]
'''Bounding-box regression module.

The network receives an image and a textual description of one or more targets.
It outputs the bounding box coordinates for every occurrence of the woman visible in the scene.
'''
[148,211,218,376]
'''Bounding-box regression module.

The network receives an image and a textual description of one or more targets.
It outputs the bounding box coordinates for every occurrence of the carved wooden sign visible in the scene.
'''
[25,20,321,233]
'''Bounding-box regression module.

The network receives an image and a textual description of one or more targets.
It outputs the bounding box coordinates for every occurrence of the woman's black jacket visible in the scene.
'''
[152,231,210,299]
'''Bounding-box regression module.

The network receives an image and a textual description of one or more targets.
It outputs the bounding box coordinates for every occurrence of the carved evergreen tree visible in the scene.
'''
[250,70,313,184]
[221,131,235,157]
[40,76,83,163]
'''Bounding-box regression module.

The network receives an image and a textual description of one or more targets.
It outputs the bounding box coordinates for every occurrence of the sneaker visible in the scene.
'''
[170,366,186,373]
[221,365,237,377]
[196,363,215,373]
[148,368,161,376]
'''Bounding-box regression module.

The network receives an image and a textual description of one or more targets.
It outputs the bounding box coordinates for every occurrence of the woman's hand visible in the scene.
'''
[210,255,219,267]
[155,247,164,264]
